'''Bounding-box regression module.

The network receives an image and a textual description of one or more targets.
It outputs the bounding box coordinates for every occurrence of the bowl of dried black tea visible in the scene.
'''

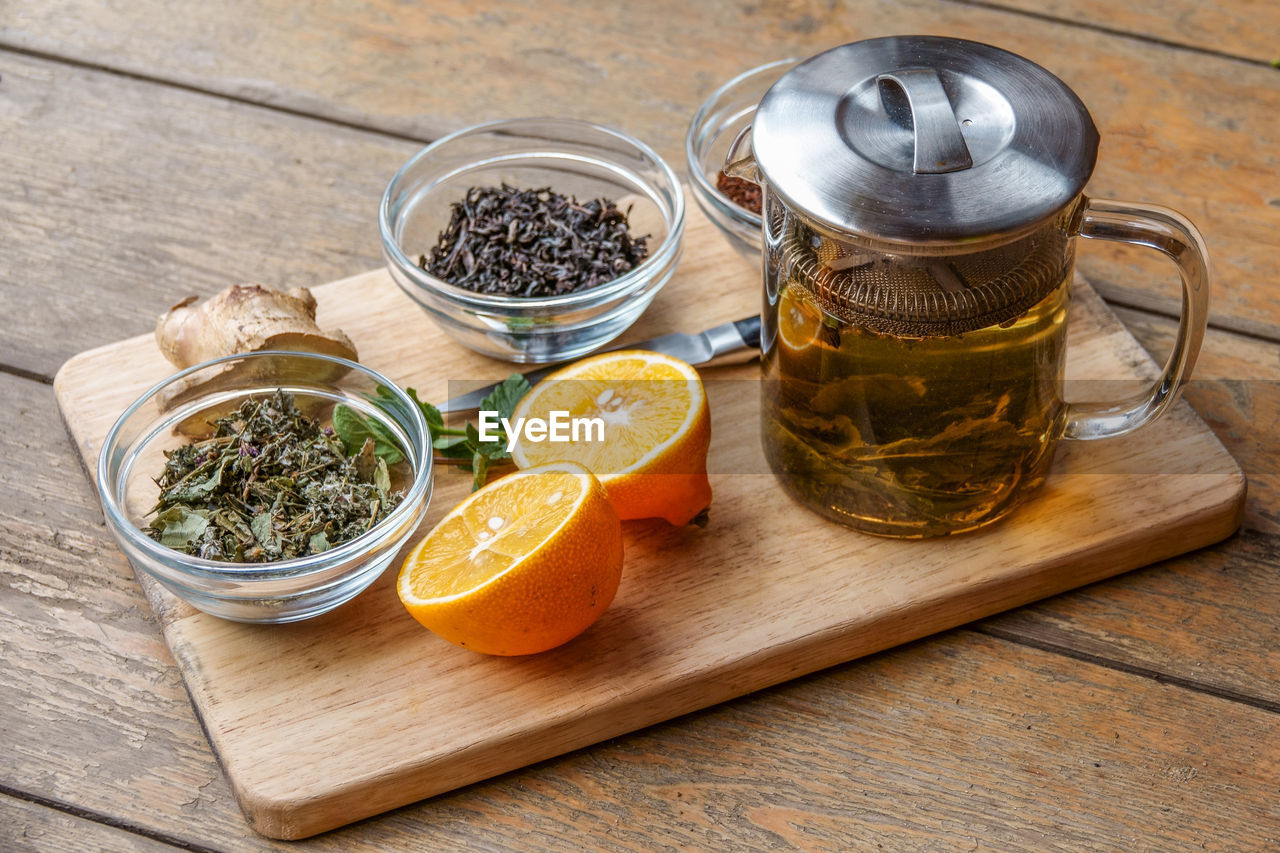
[380,118,685,363]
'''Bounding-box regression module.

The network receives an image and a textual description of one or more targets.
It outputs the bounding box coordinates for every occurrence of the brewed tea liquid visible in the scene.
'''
[762,275,1070,537]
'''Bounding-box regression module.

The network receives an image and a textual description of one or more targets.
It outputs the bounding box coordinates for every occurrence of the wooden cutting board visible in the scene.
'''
[54,205,1246,839]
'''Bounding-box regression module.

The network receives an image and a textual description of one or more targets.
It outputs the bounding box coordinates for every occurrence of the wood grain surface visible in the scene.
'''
[0,797,181,852]
[0,50,414,381]
[3,321,1274,849]
[7,0,1280,848]
[53,206,1244,837]
[984,0,1280,63]
[4,1,1278,339]
[981,528,1280,708]
[980,312,1280,710]
[0,372,268,848]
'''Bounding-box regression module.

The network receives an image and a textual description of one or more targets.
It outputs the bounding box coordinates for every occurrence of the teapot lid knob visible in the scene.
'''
[876,69,973,175]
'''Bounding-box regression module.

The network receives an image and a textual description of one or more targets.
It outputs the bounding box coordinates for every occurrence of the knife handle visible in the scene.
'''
[733,315,762,349]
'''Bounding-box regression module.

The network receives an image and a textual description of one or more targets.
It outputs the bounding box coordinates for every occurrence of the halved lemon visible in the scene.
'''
[397,461,623,656]
[509,350,712,526]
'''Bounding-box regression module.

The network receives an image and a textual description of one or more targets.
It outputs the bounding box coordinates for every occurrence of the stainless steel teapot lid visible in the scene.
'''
[753,36,1099,245]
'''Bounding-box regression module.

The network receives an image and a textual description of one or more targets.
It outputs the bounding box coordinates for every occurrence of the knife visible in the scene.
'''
[437,315,761,415]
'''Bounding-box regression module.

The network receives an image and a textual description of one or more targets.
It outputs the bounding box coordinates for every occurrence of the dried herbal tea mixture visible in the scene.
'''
[145,389,403,562]
[419,184,649,297]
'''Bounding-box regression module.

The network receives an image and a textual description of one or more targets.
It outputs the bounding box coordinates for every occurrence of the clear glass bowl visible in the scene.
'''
[380,117,685,363]
[685,58,799,264]
[96,351,433,623]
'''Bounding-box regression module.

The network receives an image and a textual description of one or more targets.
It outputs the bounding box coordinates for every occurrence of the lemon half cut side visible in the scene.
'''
[509,350,712,525]
[397,461,624,656]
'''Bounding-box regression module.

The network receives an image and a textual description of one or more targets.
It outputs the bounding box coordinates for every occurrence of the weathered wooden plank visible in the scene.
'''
[5,1,1274,835]
[982,529,1280,709]
[6,341,1279,848]
[0,374,296,850]
[449,630,1280,852]
[0,51,416,381]
[5,375,1280,851]
[2,2,1279,382]
[0,794,181,852]
[982,0,1280,64]
[6,0,1275,160]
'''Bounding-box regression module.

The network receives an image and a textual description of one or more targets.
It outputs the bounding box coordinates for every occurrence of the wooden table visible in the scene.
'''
[3,2,1278,849]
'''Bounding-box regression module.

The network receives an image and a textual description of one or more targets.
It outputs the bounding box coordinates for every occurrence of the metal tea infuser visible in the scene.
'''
[725,36,1209,537]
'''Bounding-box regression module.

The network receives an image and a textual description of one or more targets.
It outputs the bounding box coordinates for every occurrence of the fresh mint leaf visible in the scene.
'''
[372,384,400,403]
[405,387,445,433]
[467,420,511,462]
[332,404,372,452]
[367,421,405,463]
[364,374,531,491]
[433,434,472,464]
[332,404,405,465]
[481,374,531,421]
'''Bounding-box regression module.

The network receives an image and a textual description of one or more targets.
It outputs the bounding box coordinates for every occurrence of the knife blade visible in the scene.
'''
[437,315,761,414]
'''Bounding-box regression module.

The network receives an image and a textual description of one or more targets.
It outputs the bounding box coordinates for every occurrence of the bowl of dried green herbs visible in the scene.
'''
[96,351,433,623]
[380,117,685,363]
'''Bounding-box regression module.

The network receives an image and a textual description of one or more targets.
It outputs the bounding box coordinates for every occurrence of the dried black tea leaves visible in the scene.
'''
[419,184,650,297]
[145,389,404,562]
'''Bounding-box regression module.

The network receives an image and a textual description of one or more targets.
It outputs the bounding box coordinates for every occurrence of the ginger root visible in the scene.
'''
[155,283,357,368]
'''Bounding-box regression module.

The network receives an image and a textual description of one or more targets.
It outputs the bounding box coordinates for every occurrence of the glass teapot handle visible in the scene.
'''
[1064,197,1210,440]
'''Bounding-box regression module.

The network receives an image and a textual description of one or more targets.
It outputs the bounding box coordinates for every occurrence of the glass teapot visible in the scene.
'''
[724,36,1209,538]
